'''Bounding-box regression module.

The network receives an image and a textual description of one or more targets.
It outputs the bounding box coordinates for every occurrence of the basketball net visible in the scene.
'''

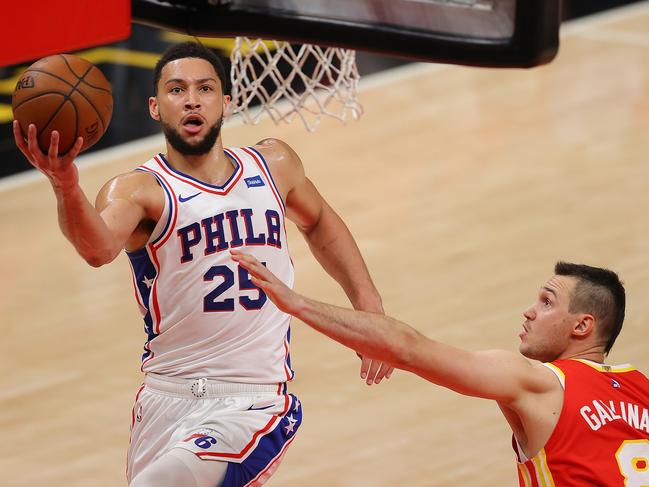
[228,37,363,132]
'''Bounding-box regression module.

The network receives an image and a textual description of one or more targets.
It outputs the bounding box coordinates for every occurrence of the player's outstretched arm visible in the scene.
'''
[232,250,551,404]
[256,138,392,384]
[14,122,147,267]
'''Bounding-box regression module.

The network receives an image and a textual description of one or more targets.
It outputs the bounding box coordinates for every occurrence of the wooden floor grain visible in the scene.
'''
[2,4,649,485]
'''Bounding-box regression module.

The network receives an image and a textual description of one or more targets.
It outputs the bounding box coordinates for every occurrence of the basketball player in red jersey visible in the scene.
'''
[233,252,649,486]
[13,42,392,487]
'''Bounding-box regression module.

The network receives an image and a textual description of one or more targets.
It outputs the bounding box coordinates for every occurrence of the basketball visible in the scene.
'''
[12,54,113,155]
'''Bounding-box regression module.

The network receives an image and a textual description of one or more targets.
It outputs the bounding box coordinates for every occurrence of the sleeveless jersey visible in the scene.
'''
[126,148,295,383]
[514,359,649,486]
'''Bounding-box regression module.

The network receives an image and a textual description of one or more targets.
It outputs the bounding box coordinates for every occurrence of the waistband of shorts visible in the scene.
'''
[144,373,286,398]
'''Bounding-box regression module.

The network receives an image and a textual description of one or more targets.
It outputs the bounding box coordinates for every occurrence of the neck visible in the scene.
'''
[165,139,235,185]
[556,345,606,364]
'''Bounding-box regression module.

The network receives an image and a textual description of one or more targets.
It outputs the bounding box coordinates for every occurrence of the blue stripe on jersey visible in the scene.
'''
[126,247,159,360]
[246,146,286,213]
[158,153,240,190]
[221,394,303,487]
[134,167,174,247]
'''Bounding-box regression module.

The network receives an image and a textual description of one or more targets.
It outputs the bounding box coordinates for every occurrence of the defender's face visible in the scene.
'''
[149,57,229,142]
[519,275,580,362]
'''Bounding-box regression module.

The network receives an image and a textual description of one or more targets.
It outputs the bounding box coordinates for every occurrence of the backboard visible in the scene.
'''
[132,0,560,68]
[1,0,130,67]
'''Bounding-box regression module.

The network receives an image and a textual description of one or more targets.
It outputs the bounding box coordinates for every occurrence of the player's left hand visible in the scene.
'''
[358,354,394,385]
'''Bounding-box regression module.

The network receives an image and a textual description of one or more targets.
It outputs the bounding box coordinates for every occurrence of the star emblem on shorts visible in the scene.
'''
[284,414,298,435]
[293,398,301,412]
[142,276,154,288]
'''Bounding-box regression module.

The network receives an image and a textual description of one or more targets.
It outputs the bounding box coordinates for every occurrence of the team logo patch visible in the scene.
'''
[244,175,265,188]
[611,379,621,388]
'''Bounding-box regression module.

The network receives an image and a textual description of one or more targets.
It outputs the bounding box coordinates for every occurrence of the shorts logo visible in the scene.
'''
[136,404,143,422]
[244,175,265,188]
[183,433,218,449]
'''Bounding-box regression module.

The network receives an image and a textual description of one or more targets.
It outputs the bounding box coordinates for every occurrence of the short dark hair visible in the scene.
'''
[554,261,625,354]
[153,41,227,95]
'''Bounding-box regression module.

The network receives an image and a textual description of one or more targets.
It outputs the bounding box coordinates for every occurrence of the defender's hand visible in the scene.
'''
[358,355,394,386]
[230,249,303,315]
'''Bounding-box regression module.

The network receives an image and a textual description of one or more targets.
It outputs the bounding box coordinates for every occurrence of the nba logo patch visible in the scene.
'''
[245,175,265,188]
[611,379,621,389]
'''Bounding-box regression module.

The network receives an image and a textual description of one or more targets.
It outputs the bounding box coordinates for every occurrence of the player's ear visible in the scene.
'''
[223,94,233,118]
[573,314,596,337]
[149,96,160,121]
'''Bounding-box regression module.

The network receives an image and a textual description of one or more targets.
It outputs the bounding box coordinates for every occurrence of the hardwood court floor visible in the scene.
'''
[2,3,649,485]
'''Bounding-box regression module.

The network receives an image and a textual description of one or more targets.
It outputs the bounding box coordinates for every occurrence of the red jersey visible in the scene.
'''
[514,359,649,486]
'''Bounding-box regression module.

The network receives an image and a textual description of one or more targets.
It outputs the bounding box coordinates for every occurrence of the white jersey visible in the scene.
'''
[126,148,295,383]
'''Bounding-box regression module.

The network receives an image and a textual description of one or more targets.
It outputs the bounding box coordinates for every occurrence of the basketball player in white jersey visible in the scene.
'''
[13,42,391,487]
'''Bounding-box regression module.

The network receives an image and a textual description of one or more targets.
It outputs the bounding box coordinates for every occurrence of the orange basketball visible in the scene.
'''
[12,54,113,155]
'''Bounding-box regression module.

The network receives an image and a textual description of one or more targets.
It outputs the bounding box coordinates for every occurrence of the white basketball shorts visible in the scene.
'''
[127,373,302,486]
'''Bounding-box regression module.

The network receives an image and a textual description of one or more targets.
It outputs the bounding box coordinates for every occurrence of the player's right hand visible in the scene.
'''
[13,121,83,189]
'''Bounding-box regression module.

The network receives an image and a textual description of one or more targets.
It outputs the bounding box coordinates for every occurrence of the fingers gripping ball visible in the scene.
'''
[12,54,113,155]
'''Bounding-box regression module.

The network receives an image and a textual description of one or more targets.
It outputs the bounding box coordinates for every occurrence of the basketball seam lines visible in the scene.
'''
[60,55,111,129]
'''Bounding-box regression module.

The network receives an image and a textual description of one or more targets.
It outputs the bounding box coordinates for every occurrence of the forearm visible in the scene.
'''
[302,207,382,312]
[294,296,527,401]
[295,296,413,367]
[53,182,121,266]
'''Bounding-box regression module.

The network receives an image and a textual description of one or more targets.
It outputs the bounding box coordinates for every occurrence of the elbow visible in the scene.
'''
[81,249,118,268]
[85,257,108,268]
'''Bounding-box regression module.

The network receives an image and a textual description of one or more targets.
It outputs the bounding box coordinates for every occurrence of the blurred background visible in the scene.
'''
[0,0,642,179]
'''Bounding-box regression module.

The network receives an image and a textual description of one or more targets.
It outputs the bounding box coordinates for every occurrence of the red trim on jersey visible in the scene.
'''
[147,158,179,250]
[196,394,291,460]
[128,264,146,310]
[141,341,155,371]
[283,334,293,381]
[147,246,163,334]
[154,153,243,195]
[241,147,286,217]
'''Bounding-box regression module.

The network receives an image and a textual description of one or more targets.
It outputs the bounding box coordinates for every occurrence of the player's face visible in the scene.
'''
[150,57,230,155]
[519,275,580,362]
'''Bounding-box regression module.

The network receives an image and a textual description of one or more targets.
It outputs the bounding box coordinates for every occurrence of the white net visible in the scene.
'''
[229,37,363,132]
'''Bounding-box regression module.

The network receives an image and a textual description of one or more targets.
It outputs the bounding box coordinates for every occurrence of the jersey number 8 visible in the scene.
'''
[616,439,649,487]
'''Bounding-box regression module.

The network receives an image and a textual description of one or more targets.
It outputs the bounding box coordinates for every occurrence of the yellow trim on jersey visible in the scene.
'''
[574,359,636,373]
[542,362,566,389]
[518,463,533,487]
[531,449,557,487]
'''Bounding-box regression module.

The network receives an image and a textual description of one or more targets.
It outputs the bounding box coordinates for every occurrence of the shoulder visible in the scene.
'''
[96,169,163,213]
[529,361,566,391]
[252,138,305,196]
[253,138,303,174]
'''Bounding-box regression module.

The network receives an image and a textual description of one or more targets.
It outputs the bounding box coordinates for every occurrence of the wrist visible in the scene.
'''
[50,173,79,194]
